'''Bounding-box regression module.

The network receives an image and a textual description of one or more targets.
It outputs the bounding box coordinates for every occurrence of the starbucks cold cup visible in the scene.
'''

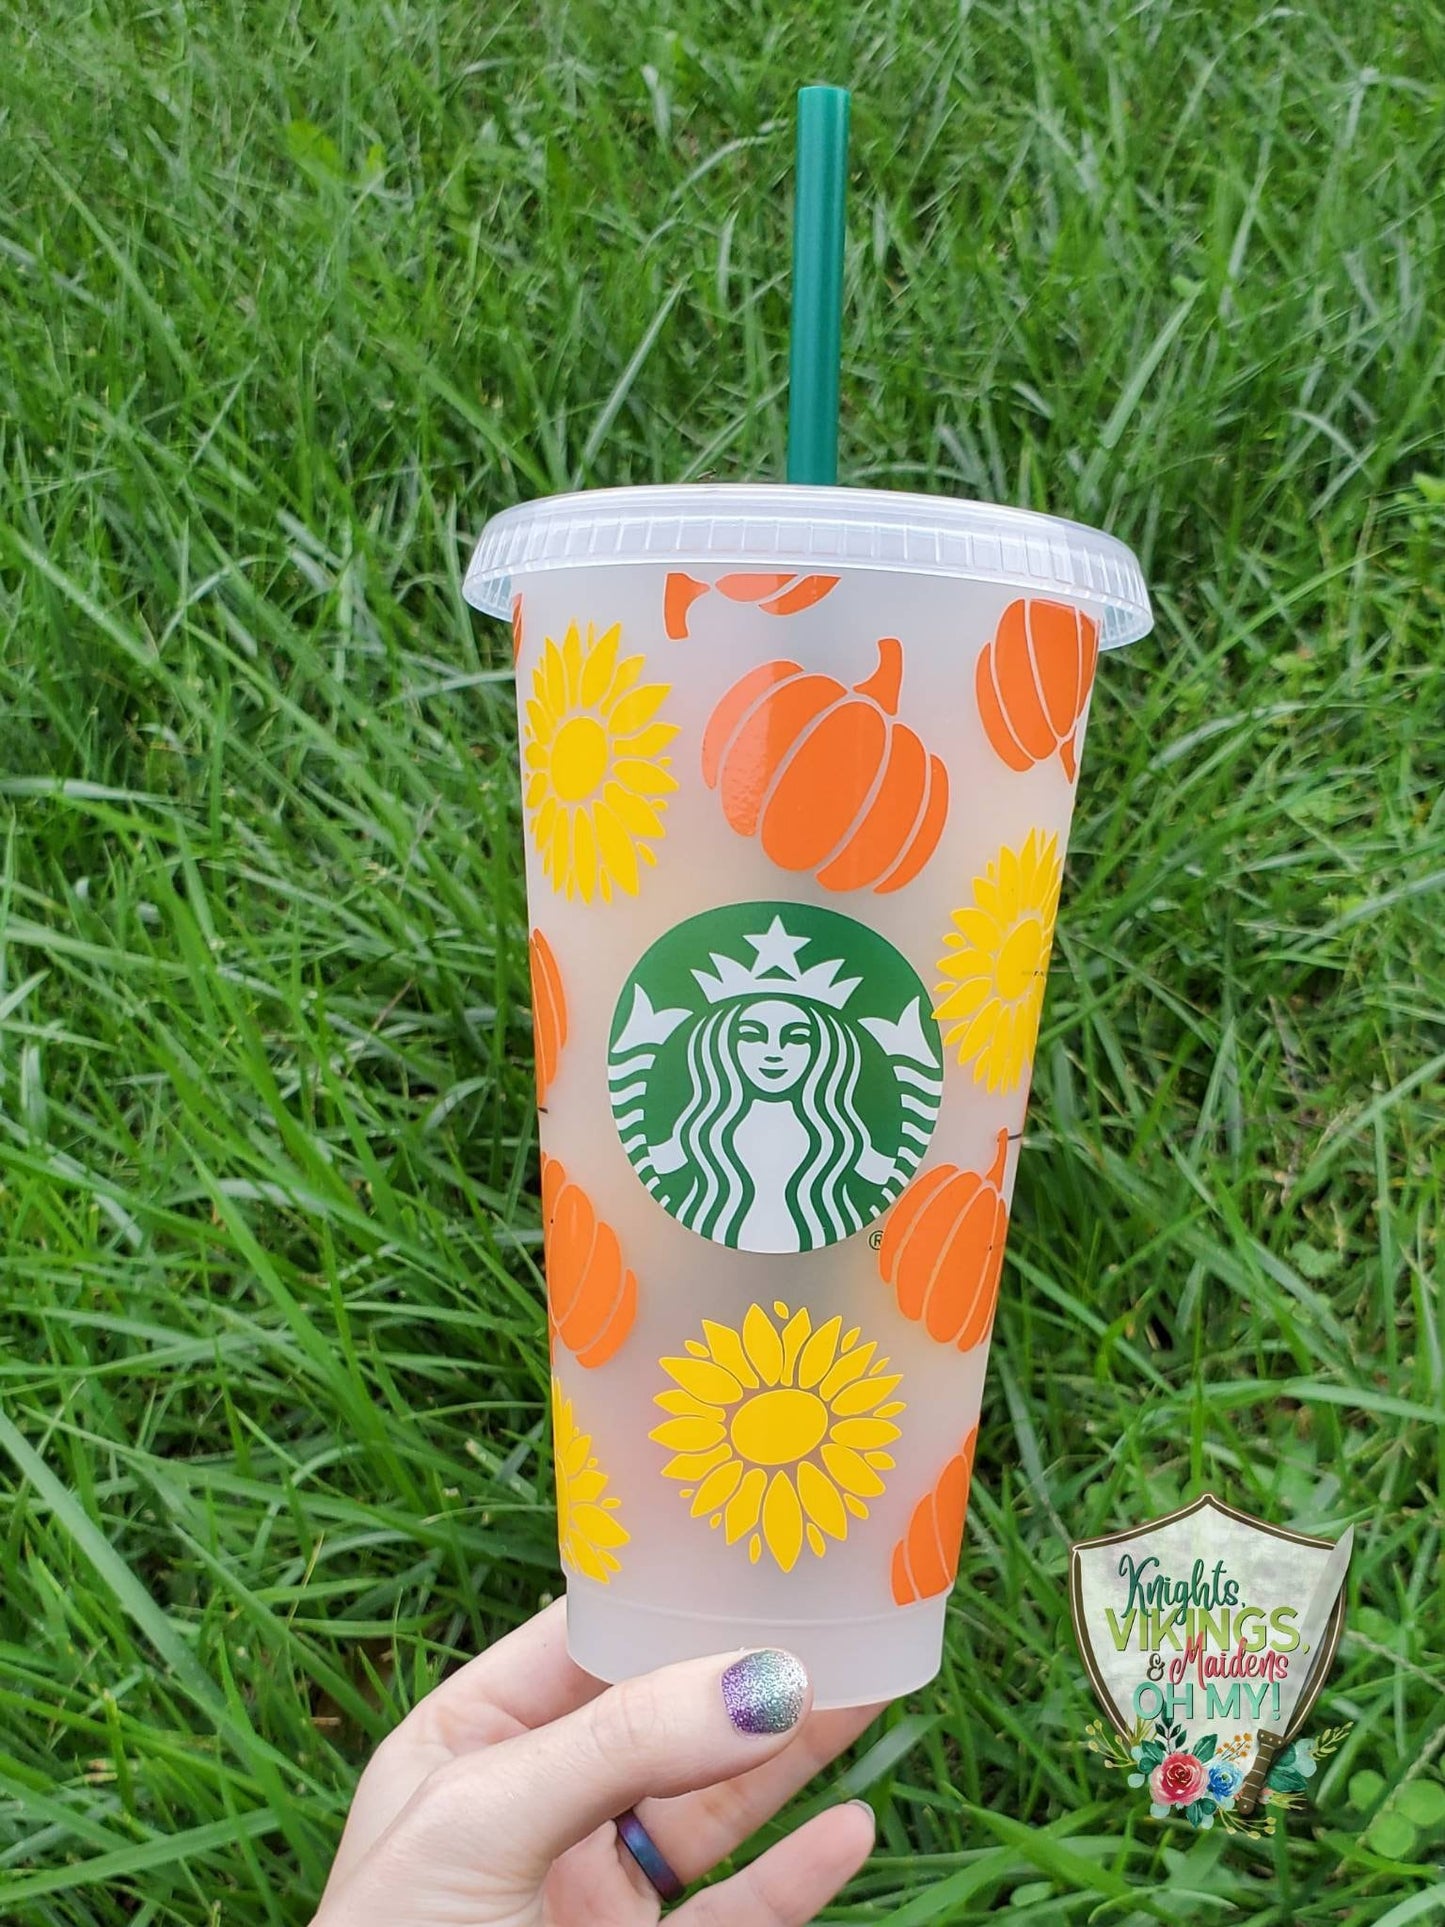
[464,484,1151,1707]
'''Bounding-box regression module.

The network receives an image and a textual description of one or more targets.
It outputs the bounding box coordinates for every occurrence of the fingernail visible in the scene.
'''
[846,1798,875,1823]
[721,1649,808,1735]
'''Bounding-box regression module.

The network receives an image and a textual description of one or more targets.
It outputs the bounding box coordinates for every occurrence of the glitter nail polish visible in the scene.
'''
[721,1649,808,1735]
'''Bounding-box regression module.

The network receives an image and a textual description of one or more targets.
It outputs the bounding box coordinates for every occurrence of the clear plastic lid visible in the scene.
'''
[463,483,1152,649]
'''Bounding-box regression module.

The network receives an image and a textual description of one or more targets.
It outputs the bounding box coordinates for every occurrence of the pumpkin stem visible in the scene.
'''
[854,636,903,713]
[664,572,709,640]
[1060,730,1078,782]
[986,1127,1009,1188]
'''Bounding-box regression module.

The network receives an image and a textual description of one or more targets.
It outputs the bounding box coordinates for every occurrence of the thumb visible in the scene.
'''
[403,1648,810,1885]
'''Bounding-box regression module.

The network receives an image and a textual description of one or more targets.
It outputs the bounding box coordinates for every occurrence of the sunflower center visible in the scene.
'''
[730,1388,828,1467]
[996,916,1045,1002]
[551,714,610,801]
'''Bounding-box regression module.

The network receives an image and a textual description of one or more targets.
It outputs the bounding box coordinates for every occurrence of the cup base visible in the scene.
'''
[565,1581,949,1710]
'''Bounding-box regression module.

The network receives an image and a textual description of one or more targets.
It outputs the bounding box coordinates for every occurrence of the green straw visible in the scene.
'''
[787,85,850,486]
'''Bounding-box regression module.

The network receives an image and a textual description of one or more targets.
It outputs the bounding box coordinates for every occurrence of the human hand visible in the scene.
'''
[314,1599,880,1926]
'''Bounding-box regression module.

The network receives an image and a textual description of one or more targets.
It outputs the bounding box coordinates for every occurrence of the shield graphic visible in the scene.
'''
[1070,1494,1350,1813]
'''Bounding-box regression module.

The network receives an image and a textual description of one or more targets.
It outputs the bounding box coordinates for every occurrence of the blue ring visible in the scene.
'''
[614,1806,686,1903]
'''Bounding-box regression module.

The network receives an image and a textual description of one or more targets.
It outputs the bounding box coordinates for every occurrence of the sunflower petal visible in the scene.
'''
[602,652,645,708]
[653,1388,723,1420]
[997,842,1023,922]
[572,1504,629,1550]
[829,1372,903,1417]
[1041,852,1063,920]
[593,802,641,899]
[953,1003,1002,1069]
[611,757,678,797]
[548,808,571,894]
[579,625,621,707]
[796,1314,842,1389]
[601,780,666,842]
[557,1420,590,1479]
[613,721,679,760]
[954,907,1003,953]
[562,624,584,703]
[659,1357,746,1405]
[933,978,990,1022]
[691,1459,744,1517]
[525,695,555,746]
[605,684,669,736]
[761,1472,804,1573]
[661,1446,732,1481]
[796,1458,849,1539]
[818,1341,877,1401]
[779,1306,812,1385]
[539,640,568,721]
[821,1442,887,1499]
[828,1415,903,1449]
[649,1417,727,1451]
[742,1304,785,1386]
[566,1538,614,1582]
[572,808,599,903]
[724,1466,766,1543]
[699,1320,759,1390]
[1014,992,1045,1072]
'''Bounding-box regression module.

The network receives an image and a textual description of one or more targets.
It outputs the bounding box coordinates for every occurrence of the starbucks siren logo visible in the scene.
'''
[608,901,943,1253]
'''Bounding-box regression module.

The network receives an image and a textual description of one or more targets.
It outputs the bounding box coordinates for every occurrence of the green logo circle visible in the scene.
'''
[609,901,943,1253]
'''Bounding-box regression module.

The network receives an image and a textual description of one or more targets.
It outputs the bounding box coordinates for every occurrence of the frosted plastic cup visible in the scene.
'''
[464,485,1151,1707]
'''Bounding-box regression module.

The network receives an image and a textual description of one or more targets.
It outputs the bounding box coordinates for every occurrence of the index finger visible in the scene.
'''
[401,1597,604,1754]
[324,1598,604,1895]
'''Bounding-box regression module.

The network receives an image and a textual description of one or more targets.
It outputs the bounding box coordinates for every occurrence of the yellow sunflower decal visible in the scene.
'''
[523,621,679,902]
[650,1302,905,1574]
[552,1377,629,1584]
[933,828,1063,1092]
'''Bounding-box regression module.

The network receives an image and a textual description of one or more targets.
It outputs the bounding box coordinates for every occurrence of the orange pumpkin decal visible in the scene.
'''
[540,1153,637,1369]
[976,598,1099,782]
[529,929,567,1109]
[891,1426,978,1605]
[511,592,524,664]
[664,570,839,640]
[701,636,948,894]
[877,1130,1009,1348]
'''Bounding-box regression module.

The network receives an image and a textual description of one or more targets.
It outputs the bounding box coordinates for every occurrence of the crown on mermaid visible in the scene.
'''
[692,915,860,1011]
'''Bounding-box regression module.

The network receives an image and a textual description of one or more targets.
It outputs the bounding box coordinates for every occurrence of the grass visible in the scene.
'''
[1,0,1442,1920]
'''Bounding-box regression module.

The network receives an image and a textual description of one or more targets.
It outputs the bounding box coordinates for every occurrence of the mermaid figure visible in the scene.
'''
[644,995,902,1251]
[611,914,939,1254]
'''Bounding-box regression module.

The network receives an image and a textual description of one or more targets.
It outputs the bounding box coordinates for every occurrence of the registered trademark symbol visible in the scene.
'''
[867,1228,883,1250]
